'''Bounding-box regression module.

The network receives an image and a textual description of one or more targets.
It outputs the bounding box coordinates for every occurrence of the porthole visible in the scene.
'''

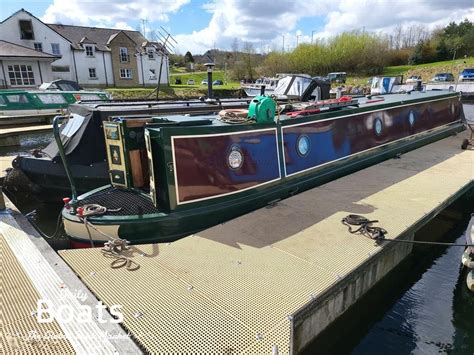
[374,118,383,136]
[296,135,311,157]
[227,145,244,169]
[408,111,415,127]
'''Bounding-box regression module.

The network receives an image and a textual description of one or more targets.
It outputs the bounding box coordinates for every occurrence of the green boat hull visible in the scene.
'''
[64,120,464,246]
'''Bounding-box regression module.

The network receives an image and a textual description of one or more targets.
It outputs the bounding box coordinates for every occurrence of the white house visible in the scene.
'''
[0,9,169,88]
[0,40,57,88]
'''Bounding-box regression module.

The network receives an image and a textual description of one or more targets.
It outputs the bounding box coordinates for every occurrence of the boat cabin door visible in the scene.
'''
[103,119,151,189]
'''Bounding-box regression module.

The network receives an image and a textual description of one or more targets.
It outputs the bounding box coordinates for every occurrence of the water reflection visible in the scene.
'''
[352,234,471,355]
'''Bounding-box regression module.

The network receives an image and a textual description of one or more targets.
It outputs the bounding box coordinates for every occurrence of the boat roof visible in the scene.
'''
[0,89,105,95]
[144,90,457,128]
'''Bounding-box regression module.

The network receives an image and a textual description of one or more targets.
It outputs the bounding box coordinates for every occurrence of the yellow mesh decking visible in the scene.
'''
[59,133,474,354]
[0,234,75,354]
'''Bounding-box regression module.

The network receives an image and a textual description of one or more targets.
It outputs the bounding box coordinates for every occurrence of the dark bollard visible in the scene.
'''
[205,62,215,99]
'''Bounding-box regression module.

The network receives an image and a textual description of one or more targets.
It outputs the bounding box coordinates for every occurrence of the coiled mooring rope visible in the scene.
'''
[342,214,474,247]
[78,204,139,271]
[342,214,387,241]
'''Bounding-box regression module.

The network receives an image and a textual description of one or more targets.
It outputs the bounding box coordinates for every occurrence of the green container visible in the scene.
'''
[247,95,276,124]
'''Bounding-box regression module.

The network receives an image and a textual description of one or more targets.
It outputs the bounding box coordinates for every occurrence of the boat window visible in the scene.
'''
[0,96,5,105]
[37,94,67,104]
[78,94,102,101]
[61,114,85,138]
[6,94,29,104]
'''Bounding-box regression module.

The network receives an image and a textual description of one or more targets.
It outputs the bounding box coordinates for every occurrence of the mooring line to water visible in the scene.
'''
[342,214,474,247]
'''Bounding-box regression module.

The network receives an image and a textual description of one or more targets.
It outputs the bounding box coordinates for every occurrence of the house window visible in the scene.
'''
[19,20,34,40]
[7,65,35,86]
[89,68,97,79]
[51,43,61,55]
[85,45,94,57]
[120,69,132,79]
[147,49,154,59]
[52,65,70,72]
[149,69,156,80]
[119,47,129,62]
[34,42,43,52]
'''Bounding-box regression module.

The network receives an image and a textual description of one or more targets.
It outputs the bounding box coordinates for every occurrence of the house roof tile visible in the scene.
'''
[48,24,150,52]
[0,40,58,60]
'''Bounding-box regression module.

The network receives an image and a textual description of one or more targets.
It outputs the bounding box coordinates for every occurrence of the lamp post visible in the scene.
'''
[311,30,316,44]
[204,62,215,100]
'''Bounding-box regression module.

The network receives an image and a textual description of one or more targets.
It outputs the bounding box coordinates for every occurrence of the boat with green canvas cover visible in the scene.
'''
[59,88,465,247]
[0,89,109,125]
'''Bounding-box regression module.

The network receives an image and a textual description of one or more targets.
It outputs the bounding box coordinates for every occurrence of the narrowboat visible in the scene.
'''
[60,89,465,246]
[241,77,280,97]
[8,75,330,199]
[241,73,312,97]
[0,89,109,125]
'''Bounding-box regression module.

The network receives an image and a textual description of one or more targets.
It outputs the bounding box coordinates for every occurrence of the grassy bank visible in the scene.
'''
[106,69,242,100]
[106,85,243,100]
[169,70,240,89]
[346,57,474,87]
[107,58,474,99]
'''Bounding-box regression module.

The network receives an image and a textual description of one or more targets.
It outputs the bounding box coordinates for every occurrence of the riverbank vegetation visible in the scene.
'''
[263,32,389,76]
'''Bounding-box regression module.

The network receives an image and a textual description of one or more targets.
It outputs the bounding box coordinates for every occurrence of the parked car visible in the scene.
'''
[326,72,346,83]
[458,68,474,82]
[201,80,208,85]
[212,80,223,85]
[431,73,455,82]
[312,76,329,82]
[187,79,195,85]
[174,78,182,85]
[406,75,422,83]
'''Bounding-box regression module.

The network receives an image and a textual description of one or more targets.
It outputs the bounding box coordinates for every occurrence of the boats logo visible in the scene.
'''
[36,291,124,324]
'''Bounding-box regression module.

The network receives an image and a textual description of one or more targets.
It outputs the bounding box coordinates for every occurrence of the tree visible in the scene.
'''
[184,51,194,63]
[408,40,435,65]
[231,38,240,53]
[242,42,256,80]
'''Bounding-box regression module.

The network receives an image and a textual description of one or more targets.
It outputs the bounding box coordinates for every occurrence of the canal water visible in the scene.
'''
[3,105,474,354]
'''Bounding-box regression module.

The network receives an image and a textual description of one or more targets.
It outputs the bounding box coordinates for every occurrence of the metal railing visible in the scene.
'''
[53,115,78,203]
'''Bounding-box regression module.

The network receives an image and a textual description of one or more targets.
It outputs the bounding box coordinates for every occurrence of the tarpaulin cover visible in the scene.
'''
[273,76,313,98]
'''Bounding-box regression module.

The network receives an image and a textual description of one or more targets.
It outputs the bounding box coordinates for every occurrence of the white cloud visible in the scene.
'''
[173,0,474,54]
[41,0,190,28]
[173,0,325,54]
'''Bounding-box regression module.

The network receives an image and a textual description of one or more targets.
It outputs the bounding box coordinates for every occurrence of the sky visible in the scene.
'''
[1,0,474,55]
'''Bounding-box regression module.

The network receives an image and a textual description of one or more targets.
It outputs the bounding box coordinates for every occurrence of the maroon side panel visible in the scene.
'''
[173,129,280,203]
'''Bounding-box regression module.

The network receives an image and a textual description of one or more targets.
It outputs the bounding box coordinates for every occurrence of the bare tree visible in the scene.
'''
[231,38,240,53]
